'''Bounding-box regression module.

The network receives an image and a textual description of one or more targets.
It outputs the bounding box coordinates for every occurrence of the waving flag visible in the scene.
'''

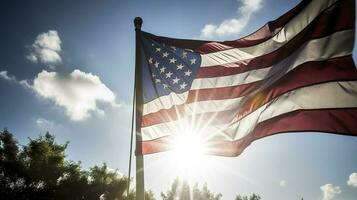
[136,0,357,156]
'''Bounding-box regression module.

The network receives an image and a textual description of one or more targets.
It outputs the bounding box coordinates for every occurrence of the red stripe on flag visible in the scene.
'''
[194,0,311,53]
[208,108,357,156]
[137,108,357,155]
[234,57,357,121]
[141,57,357,127]
[197,0,354,78]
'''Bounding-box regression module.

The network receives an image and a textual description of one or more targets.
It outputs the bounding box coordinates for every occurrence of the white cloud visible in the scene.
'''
[0,70,31,89]
[26,53,38,63]
[347,172,357,188]
[0,70,16,81]
[107,167,123,178]
[33,69,118,121]
[279,180,287,187]
[36,118,54,129]
[200,0,263,39]
[1,69,117,121]
[27,30,62,64]
[19,79,32,89]
[320,184,341,200]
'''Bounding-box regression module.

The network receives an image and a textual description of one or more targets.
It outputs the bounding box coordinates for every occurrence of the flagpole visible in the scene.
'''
[134,16,145,200]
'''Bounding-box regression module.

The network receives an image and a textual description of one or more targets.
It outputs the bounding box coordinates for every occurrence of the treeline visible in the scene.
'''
[0,129,260,200]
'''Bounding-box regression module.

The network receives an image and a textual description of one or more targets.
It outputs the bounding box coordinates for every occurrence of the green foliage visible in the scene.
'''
[192,183,222,200]
[0,129,28,198]
[0,129,21,178]
[22,132,68,187]
[0,129,131,200]
[161,178,222,200]
[0,128,263,200]
[235,193,261,200]
[86,163,129,200]
[129,189,156,200]
[54,161,89,200]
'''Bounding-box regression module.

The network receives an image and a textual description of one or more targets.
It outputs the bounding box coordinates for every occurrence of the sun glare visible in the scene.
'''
[170,130,208,181]
[173,132,205,161]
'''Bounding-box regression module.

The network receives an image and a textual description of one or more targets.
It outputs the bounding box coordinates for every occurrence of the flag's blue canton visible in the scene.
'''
[141,35,201,103]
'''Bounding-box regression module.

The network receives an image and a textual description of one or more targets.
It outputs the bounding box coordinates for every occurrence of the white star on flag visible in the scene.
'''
[184,70,192,76]
[165,71,173,78]
[154,62,159,68]
[148,57,153,64]
[176,64,184,70]
[155,47,161,52]
[160,66,166,73]
[190,58,196,64]
[172,77,180,84]
[180,82,187,90]
[162,52,169,57]
[169,57,177,63]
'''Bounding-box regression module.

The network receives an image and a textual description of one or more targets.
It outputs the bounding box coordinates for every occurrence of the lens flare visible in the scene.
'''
[170,130,207,181]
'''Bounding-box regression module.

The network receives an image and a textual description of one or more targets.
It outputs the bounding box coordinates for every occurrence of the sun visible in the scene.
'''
[145,109,225,183]
[169,130,209,181]
[173,131,205,164]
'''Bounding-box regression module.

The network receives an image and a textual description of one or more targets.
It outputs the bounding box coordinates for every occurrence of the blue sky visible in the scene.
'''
[0,0,357,199]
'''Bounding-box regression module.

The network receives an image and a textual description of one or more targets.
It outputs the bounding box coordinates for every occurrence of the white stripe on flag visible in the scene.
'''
[141,81,357,141]
[143,29,354,115]
[200,0,338,67]
[194,30,353,89]
[143,92,188,115]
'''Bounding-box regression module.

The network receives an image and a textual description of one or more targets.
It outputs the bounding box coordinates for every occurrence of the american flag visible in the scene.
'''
[136,0,357,156]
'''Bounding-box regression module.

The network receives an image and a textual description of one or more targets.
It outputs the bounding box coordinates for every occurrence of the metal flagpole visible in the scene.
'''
[134,17,145,200]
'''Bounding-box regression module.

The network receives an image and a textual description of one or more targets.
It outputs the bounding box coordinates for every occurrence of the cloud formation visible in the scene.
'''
[33,69,117,121]
[347,172,357,188]
[1,69,117,121]
[107,167,123,178]
[320,184,341,200]
[26,30,62,64]
[200,0,263,39]
[279,180,287,187]
[36,118,55,129]
[0,70,31,89]
[0,70,16,81]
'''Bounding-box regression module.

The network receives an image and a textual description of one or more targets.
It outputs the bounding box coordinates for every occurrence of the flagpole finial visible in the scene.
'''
[134,17,143,30]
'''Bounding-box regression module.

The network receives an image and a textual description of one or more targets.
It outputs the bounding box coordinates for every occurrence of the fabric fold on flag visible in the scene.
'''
[136,0,357,156]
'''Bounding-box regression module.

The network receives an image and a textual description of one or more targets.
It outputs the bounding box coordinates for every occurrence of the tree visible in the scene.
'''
[129,189,156,200]
[86,163,129,200]
[235,193,261,200]
[1,128,265,200]
[0,129,158,200]
[0,128,26,199]
[192,183,222,200]
[22,132,68,189]
[161,178,222,200]
[54,161,89,200]
[161,177,179,200]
